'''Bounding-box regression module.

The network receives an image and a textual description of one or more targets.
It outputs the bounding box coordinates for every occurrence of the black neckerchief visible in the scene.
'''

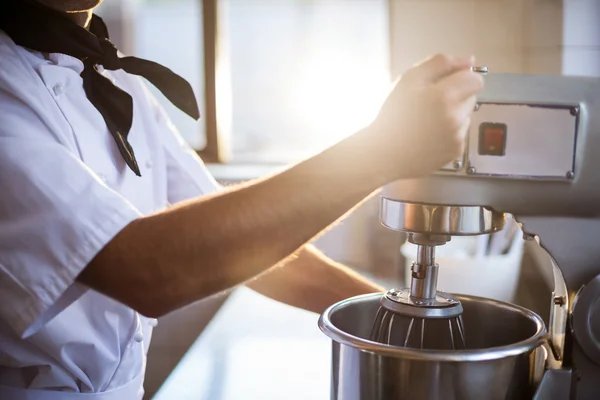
[0,1,200,176]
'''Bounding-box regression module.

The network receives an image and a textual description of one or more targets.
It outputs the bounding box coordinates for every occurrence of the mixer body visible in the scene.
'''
[378,73,600,399]
[320,72,600,399]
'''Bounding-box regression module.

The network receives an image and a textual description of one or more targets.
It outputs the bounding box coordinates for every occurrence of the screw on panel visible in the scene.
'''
[570,107,579,116]
[566,171,574,179]
[554,296,566,306]
[467,166,476,174]
[453,160,463,169]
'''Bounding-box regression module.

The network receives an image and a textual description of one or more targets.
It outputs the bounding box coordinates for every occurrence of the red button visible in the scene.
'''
[478,122,507,156]
[483,128,504,152]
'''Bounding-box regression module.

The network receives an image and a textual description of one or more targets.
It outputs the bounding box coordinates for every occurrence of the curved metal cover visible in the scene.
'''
[380,199,505,235]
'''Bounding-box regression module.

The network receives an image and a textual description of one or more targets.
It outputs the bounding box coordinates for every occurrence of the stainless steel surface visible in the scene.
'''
[410,260,439,300]
[379,72,600,399]
[319,293,546,400]
[410,244,440,301]
[417,244,434,266]
[380,289,463,319]
[468,103,578,179]
[440,158,463,171]
[380,200,506,235]
[408,233,450,246]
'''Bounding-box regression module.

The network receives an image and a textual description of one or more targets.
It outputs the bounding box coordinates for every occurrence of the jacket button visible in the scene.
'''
[134,332,144,343]
[53,83,65,96]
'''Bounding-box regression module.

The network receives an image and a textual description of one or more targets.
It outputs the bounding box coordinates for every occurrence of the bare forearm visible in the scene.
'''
[247,245,384,314]
[80,129,390,317]
[80,55,483,318]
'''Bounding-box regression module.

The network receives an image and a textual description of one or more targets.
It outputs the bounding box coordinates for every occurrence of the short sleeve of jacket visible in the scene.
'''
[0,92,142,338]
[146,94,222,204]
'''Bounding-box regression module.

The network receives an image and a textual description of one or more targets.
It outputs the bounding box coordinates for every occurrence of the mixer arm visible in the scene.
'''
[532,369,573,400]
[509,215,600,400]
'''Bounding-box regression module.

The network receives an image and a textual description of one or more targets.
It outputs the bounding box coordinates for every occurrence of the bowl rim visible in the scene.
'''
[318,292,548,362]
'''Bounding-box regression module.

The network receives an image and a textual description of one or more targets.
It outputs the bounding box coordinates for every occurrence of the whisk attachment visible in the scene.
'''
[369,239,467,350]
[370,288,466,349]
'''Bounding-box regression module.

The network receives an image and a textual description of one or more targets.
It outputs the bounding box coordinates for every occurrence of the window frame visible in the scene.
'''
[197,0,221,163]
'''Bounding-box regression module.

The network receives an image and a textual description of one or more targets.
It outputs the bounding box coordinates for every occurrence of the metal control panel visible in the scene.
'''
[464,103,579,180]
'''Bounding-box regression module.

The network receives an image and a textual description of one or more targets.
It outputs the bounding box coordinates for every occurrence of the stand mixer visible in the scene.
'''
[319,70,600,400]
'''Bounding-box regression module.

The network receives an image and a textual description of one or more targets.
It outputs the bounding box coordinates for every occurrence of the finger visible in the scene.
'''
[448,119,469,159]
[458,96,478,127]
[403,54,475,86]
[435,69,484,103]
[451,96,478,136]
[457,116,472,144]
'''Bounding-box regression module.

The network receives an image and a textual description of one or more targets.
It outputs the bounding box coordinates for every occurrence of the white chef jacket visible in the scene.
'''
[0,31,221,398]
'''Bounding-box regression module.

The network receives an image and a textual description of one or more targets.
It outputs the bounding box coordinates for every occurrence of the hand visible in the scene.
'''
[367,54,484,180]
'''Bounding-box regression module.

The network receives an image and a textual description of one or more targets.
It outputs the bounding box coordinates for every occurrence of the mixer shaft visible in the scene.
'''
[410,244,439,302]
[369,237,467,350]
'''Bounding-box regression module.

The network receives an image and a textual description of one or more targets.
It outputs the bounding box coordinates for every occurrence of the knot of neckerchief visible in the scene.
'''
[97,39,121,70]
[0,1,200,176]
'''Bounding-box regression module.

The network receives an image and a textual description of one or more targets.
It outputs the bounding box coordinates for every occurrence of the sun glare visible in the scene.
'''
[288,57,391,149]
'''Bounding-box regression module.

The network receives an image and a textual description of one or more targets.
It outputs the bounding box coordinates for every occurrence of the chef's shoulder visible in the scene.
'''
[0,32,52,138]
[0,31,37,96]
[1,32,83,156]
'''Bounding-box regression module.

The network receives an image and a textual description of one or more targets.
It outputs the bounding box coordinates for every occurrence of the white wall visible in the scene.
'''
[389,0,599,77]
[521,0,564,75]
[389,0,527,76]
[562,0,600,77]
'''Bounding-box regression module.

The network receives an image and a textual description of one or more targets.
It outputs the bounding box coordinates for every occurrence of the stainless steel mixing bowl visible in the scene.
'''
[318,293,547,400]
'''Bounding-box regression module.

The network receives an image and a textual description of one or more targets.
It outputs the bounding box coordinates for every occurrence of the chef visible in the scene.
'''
[0,0,483,398]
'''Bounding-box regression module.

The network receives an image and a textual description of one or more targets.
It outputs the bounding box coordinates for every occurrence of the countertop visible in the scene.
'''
[153,287,331,400]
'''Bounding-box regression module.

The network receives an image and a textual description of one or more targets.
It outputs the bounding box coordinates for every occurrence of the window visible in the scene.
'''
[134,0,207,151]
[98,0,391,165]
[97,0,207,150]
[97,0,600,168]
[223,0,391,163]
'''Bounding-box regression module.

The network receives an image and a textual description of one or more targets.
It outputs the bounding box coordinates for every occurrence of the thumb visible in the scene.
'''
[403,54,475,87]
